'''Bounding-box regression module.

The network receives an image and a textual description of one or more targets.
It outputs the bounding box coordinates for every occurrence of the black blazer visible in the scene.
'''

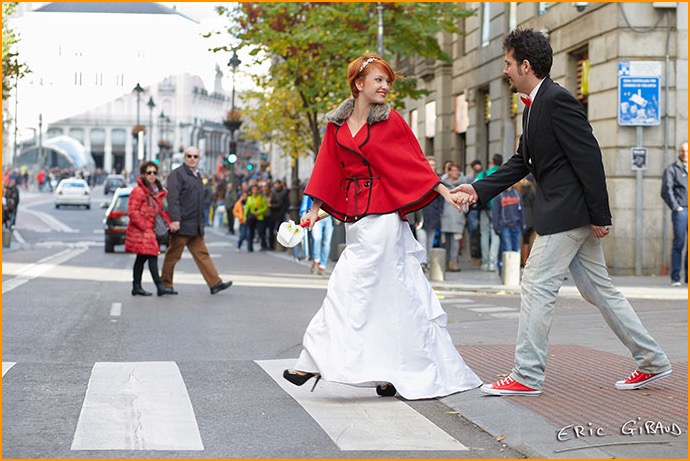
[474,78,612,235]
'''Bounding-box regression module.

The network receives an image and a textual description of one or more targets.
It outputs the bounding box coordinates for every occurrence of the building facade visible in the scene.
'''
[3,2,242,176]
[400,2,688,275]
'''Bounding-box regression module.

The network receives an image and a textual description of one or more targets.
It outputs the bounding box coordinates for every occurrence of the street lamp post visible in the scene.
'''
[146,96,156,162]
[228,51,241,113]
[225,51,242,182]
[376,2,385,56]
[132,83,144,173]
[158,110,172,172]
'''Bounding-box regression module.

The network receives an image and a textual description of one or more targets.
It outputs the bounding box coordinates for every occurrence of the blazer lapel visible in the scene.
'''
[523,78,552,169]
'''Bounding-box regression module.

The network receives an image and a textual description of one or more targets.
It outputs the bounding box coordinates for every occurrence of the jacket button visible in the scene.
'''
[363,160,368,166]
[365,181,370,187]
[341,161,345,167]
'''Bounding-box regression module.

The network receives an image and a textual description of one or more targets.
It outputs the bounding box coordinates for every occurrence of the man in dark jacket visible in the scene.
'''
[161,146,233,295]
[661,141,688,286]
[453,28,671,396]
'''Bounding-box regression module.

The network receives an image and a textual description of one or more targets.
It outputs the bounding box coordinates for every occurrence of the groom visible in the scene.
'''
[453,28,672,396]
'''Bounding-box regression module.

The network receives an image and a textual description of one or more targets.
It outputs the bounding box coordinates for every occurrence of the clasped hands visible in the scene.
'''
[448,184,478,210]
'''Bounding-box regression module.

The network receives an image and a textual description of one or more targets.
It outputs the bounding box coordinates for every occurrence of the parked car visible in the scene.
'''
[54,178,91,209]
[102,187,131,253]
[103,174,126,194]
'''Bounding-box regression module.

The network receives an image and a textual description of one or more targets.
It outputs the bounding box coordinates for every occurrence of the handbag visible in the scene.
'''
[147,195,169,245]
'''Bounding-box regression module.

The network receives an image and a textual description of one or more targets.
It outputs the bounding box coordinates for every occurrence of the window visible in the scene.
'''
[425,101,436,138]
[508,2,518,30]
[409,109,419,139]
[481,3,491,48]
[111,129,126,146]
[68,128,84,144]
[569,47,590,112]
[90,129,105,146]
[538,3,548,15]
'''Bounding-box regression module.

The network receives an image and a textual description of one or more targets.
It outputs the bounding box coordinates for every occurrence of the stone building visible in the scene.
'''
[400,2,687,275]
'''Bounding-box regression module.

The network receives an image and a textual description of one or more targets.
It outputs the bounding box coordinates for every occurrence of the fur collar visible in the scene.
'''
[325,98,391,126]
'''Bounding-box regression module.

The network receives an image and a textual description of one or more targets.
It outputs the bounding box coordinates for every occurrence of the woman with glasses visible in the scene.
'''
[125,161,175,296]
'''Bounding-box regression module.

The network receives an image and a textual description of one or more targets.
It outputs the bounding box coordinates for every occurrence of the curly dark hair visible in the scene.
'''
[503,28,552,79]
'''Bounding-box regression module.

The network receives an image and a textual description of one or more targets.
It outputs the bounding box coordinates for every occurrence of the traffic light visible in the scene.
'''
[227,141,237,164]
[247,163,254,171]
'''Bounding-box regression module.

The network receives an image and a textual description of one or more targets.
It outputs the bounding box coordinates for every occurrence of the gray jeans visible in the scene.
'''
[512,226,671,390]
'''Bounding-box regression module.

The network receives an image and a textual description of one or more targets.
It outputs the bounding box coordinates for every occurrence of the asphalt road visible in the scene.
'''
[2,189,524,459]
[2,189,686,459]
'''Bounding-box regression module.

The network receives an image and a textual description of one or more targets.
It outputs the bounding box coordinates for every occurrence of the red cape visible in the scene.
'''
[305,109,440,222]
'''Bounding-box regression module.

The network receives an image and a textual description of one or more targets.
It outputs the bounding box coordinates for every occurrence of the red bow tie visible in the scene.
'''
[520,96,532,107]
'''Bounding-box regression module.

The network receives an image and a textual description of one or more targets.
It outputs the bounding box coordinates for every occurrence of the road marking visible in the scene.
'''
[440,298,474,304]
[257,359,468,451]
[489,312,521,319]
[109,303,122,317]
[2,362,17,377]
[469,306,515,313]
[21,207,79,233]
[71,362,204,451]
[2,247,88,294]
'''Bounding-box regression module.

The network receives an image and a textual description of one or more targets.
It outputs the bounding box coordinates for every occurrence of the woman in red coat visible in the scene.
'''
[282,54,482,400]
[125,161,174,296]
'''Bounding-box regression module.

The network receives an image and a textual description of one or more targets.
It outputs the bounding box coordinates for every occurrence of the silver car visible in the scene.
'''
[55,178,91,209]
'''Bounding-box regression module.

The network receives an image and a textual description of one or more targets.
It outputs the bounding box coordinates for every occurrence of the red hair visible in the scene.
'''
[347,53,397,99]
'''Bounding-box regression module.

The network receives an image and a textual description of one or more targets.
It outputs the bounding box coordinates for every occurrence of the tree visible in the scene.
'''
[213,2,473,160]
[2,2,29,101]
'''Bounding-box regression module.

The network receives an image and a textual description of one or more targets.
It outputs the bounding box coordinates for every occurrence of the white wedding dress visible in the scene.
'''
[294,213,482,400]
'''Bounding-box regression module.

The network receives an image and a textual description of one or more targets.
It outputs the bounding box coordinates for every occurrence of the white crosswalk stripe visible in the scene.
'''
[71,362,204,451]
[257,359,468,451]
[2,362,17,377]
[440,295,520,319]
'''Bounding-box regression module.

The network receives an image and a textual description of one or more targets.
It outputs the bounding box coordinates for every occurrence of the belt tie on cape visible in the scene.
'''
[340,176,380,220]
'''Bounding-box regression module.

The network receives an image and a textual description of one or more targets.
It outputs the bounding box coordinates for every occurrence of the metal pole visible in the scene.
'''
[376,3,384,57]
[38,114,43,165]
[661,51,671,275]
[635,127,643,276]
[12,64,19,166]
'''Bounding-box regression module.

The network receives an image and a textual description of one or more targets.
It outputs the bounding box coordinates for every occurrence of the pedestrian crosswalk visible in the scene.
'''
[438,293,521,319]
[71,362,204,451]
[2,359,474,455]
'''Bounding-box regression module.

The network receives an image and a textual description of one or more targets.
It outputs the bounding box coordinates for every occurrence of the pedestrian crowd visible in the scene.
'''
[407,155,535,277]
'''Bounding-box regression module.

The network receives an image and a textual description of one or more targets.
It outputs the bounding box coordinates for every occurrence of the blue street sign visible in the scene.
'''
[618,62,660,126]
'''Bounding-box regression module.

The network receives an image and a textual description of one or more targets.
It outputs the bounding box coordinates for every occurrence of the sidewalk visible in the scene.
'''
[433,248,688,301]
[430,249,687,458]
[278,240,687,458]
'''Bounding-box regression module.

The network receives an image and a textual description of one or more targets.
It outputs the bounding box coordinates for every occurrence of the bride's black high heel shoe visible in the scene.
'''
[376,383,397,397]
[283,369,321,392]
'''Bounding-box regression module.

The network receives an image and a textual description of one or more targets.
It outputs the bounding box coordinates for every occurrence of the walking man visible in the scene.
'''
[161,146,233,295]
[661,141,688,287]
[454,28,672,396]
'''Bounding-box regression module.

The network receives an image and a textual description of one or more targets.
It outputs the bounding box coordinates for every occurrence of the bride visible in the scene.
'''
[283,53,482,399]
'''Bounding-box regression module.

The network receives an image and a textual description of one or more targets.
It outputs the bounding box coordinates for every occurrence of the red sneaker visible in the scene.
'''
[480,376,542,396]
[615,369,672,390]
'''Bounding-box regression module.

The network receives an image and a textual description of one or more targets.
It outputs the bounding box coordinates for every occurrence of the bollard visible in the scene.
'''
[428,248,446,282]
[2,228,12,248]
[502,251,521,286]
